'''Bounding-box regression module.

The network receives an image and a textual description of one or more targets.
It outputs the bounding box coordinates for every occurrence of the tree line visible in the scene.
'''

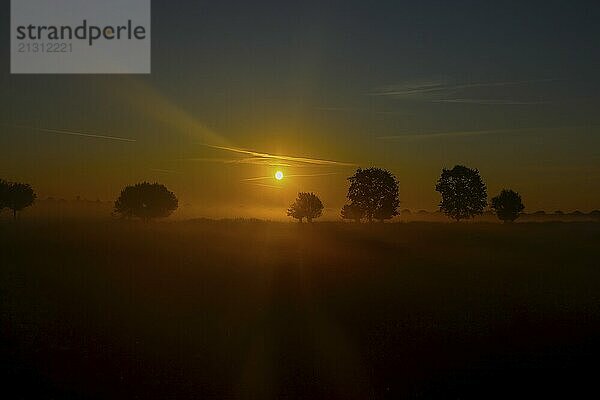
[2,164,526,223]
[287,165,524,223]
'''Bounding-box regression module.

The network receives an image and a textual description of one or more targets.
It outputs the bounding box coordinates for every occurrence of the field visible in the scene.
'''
[1,220,599,399]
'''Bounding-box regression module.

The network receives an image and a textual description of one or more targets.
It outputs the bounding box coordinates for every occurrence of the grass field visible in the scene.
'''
[1,220,599,399]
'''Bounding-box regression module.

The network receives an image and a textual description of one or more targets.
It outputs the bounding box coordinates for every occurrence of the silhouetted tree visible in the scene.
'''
[287,192,324,223]
[341,203,364,223]
[346,168,400,222]
[0,179,8,215]
[114,182,178,221]
[491,189,525,223]
[6,182,37,220]
[373,198,399,222]
[435,165,487,221]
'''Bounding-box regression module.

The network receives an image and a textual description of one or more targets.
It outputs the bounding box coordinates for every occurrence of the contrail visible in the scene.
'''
[242,176,276,182]
[286,172,339,178]
[7,124,136,142]
[241,172,338,182]
[203,144,356,167]
[242,182,282,189]
[185,157,295,167]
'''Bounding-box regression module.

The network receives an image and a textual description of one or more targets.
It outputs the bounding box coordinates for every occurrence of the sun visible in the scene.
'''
[275,171,284,180]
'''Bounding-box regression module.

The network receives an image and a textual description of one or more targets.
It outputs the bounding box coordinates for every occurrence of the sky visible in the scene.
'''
[1,1,599,218]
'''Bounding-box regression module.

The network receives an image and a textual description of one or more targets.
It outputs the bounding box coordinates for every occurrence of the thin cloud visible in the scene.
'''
[202,144,356,167]
[369,78,558,97]
[378,129,504,140]
[6,124,136,142]
[314,106,407,116]
[369,78,559,106]
[377,125,590,140]
[430,99,549,105]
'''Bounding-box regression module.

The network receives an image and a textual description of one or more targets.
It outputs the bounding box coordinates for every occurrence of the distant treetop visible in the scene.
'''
[435,165,487,222]
[344,167,400,222]
[0,180,37,220]
[114,182,178,221]
[491,189,525,223]
[287,192,324,223]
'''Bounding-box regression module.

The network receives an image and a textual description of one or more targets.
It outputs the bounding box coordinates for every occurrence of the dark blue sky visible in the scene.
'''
[1,1,599,215]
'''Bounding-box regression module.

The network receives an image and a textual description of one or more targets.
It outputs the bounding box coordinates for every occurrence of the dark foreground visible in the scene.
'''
[1,220,599,399]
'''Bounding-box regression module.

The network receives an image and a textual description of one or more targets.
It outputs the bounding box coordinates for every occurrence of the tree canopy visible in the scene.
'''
[287,192,324,223]
[345,168,400,222]
[1,181,37,219]
[0,179,8,212]
[435,165,487,221]
[491,189,525,223]
[341,203,364,223]
[114,182,178,221]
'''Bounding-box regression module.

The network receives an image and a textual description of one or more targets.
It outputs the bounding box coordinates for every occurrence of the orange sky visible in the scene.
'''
[2,2,599,217]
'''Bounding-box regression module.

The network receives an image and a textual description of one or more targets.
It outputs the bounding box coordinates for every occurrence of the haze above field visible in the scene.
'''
[2,220,599,398]
[1,1,599,218]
